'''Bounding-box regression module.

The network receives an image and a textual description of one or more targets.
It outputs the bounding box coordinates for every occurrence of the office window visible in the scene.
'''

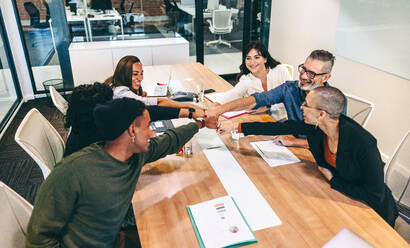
[0,10,22,133]
[13,0,64,93]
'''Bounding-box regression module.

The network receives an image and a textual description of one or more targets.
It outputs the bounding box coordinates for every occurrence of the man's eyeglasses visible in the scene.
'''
[298,64,328,79]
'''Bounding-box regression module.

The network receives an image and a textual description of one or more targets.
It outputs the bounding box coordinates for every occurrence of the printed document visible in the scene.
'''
[251,140,300,167]
[187,196,257,248]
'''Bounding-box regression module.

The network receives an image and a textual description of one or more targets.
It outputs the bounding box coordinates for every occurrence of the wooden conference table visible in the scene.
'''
[132,63,407,247]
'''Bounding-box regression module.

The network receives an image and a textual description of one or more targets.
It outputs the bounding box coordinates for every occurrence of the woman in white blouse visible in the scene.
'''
[104,55,200,111]
[216,41,291,108]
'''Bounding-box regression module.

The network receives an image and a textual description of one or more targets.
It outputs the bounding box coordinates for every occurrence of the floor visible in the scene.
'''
[0,97,70,204]
[0,97,409,244]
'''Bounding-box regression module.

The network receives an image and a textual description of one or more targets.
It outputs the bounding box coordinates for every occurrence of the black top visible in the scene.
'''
[64,106,180,157]
[241,115,398,226]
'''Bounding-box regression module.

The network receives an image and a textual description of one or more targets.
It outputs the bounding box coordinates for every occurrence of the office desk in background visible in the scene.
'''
[65,8,89,41]
[176,4,238,35]
[87,9,124,41]
[132,63,407,247]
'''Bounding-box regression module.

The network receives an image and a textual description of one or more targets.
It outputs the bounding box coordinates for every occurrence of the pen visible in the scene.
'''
[206,146,221,150]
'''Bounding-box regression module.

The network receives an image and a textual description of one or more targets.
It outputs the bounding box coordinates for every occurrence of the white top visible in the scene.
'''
[216,64,291,104]
[113,86,158,106]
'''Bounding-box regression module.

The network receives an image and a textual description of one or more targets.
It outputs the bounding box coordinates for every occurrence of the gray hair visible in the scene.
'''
[311,86,346,119]
[308,50,335,73]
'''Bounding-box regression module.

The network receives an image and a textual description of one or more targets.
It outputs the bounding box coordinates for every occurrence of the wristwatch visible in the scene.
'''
[188,107,195,119]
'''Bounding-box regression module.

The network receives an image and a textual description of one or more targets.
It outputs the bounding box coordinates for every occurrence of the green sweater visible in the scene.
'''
[26,123,199,248]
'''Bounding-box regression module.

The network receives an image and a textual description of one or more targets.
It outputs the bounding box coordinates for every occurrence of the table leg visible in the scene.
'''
[120,18,124,40]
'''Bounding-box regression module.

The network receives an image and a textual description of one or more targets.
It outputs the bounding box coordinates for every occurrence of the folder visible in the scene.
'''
[187,196,257,248]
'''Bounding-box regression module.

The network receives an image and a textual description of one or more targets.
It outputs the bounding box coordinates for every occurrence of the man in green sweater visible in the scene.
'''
[26,98,204,247]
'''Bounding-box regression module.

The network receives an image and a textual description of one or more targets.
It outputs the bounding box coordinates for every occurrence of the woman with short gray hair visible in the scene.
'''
[219,86,398,226]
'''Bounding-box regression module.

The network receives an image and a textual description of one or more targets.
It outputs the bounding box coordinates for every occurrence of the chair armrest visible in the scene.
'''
[206,19,212,26]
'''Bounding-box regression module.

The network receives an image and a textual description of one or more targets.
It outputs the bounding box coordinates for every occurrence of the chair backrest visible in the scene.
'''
[24,2,40,26]
[385,130,410,207]
[49,86,68,116]
[281,64,294,80]
[15,108,65,179]
[212,9,232,29]
[344,93,375,127]
[0,181,33,248]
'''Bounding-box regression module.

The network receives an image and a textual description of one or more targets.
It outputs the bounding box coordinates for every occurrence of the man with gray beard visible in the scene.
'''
[205,50,336,148]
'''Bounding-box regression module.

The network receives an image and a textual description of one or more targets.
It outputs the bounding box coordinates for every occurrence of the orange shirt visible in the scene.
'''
[324,137,337,168]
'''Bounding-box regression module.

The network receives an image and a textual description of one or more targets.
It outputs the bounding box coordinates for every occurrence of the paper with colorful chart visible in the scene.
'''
[187,196,257,248]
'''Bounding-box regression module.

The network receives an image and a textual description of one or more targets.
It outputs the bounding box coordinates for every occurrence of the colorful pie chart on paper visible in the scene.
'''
[229,226,239,233]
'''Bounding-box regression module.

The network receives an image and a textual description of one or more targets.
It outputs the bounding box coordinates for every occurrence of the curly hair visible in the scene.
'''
[104,55,144,96]
[65,82,113,135]
[237,41,281,82]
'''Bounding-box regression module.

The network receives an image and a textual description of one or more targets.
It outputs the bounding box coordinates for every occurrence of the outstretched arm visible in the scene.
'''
[205,96,257,129]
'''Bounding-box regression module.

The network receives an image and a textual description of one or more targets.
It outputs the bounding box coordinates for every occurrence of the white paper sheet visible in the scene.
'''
[205,92,227,104]
[188,196,256,248]
[250,140,301,167]
[196,128,281,230]
[322,228,374,248]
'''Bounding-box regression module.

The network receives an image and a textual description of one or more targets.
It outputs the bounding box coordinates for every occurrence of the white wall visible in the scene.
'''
[268,0,410,160]
[0,0,34,100]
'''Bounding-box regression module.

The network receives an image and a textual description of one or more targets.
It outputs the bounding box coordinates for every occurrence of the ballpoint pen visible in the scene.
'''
[206,146,221,150]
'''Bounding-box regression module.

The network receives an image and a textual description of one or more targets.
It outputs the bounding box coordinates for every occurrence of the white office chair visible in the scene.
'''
[15,108,65,179]
[385,130,410,223]
[206,9,233,48]
[0,181,33,248]
[49,86,68,116]
[344,93,375,127]
[281,64,294,80]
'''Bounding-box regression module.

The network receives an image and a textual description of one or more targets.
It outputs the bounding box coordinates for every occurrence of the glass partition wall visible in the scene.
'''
[11,0,271,93]
[0,10,22,133]
[174,0,271,77]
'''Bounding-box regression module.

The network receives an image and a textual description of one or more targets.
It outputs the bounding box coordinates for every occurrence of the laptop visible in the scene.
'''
[151,71,172,97]
[150,120,175,134]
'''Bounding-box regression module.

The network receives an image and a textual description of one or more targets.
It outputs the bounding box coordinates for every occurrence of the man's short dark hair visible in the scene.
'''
[308,50,335,73]
[93,98,146,141]
[311,86,346,119]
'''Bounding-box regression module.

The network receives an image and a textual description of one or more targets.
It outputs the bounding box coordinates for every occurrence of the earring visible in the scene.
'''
[314,119,319,129]
[131,136,135,143]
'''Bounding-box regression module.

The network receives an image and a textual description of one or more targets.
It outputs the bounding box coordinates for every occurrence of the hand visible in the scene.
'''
[217,121,235,134]
[272,135,297,146]
[194,119,205,129]
[318,166,333,181]
[209,102,221,107]
[142,91,148,97]
[247,106,269,115]
[204,107,221,129]
[193,107,205,120]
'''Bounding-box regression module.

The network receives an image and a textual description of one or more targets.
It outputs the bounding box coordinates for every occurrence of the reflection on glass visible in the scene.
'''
[0,25,19,129]
[16,0,62,92]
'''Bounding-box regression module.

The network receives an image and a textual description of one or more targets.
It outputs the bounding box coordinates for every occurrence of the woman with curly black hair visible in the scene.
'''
[64,82,113,156]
